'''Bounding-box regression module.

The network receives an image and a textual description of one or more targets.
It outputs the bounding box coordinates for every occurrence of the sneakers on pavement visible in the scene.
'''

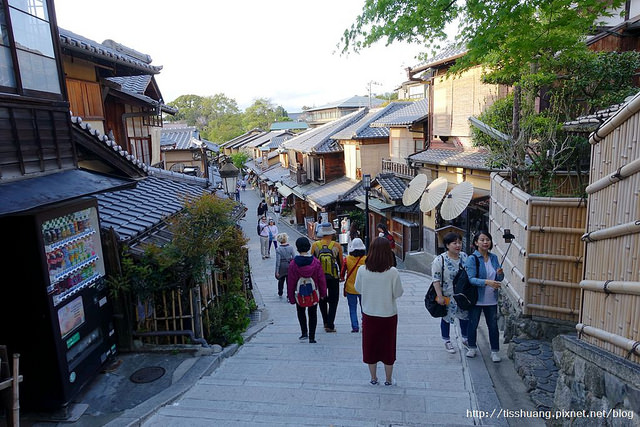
[298,335,308,341]
[309,339,317,343]
[466,348,477,358]
[384,379,396,386]
[351,328,359,333]
[444,341,456,353]
[325,328,337,333]
[491,352,501,363]
[369,379,379,385]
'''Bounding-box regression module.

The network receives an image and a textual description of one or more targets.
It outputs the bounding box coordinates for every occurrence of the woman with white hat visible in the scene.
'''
[341,238,367,332]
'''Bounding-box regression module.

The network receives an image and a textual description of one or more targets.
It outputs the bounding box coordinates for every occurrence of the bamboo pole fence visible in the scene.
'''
[579,92,640,364]
[490,172,587,322]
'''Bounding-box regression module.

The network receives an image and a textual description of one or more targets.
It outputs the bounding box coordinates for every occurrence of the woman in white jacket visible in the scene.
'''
[355,237,403,386]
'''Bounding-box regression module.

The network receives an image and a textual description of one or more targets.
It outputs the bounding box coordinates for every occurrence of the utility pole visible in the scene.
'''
[367,81,382,107]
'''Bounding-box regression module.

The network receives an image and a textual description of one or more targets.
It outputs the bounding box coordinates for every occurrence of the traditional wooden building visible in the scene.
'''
[59,28,176,166]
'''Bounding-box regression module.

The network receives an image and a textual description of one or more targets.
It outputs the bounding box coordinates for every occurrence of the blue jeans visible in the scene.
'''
[467,305,499,351]
[440,318,468,341]
[346,293,362,331]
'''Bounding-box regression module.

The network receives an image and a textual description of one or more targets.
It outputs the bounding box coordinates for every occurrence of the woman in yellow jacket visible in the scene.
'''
[341,238,367,332]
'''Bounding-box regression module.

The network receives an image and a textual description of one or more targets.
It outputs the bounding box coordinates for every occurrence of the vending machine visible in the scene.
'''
[0,197,116,410]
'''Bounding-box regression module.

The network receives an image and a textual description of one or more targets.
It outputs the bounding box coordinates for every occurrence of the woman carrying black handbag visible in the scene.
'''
[430,232,469,354]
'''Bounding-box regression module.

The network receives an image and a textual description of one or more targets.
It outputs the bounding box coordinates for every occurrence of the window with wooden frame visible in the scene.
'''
[0,0,62,97]
[65,79,104,119]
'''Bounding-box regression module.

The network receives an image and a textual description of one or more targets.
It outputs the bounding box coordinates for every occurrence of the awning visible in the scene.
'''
[0,169,135,216]
[276,182,294,198]
[355,195,395,215]
[391,216,419,227]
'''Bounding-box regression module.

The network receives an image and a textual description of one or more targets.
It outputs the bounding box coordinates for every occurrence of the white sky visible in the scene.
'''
[53,0,427,113]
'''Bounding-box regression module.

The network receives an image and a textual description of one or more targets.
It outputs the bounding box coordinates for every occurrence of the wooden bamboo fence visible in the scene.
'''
[490,173,587,322]
[579,94,640,363]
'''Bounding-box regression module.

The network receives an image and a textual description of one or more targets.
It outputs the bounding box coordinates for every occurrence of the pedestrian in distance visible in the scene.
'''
[287,237,327,343]
[355,237,403,386]
[234,185,240,201]
[257,200,268,217]
[340,238,366,333]
[312,222,343,333]
[266,218,279,256]
[241,179,246,191]
[275,233,296,298]
[431,232,469,354]
[257,215,270,259]
[347,222,360,254]
[465,230,504,362]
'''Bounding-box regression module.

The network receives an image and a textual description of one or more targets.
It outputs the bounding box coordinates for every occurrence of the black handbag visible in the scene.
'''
[425,283,447,317]
[425,255,447,318]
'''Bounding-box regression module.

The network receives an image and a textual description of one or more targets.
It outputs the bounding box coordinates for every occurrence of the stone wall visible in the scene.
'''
[501,291,575,343]
[551,335,640,427]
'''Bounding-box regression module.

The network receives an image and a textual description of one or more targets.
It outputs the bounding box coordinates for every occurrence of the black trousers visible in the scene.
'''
[319,276,340,330]
[277,275,287,296]
[296,304,318,339]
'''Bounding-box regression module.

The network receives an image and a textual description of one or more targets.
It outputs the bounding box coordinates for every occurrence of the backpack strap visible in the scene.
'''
[345,257,363,281]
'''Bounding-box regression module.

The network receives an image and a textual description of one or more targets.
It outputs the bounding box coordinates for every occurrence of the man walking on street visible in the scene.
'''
[312,222,343,332]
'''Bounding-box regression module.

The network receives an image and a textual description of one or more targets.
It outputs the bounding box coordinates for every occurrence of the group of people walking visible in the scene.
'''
[255,198,503,385]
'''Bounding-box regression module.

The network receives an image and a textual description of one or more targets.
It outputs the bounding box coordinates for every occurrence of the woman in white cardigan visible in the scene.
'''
[354,237,404,386]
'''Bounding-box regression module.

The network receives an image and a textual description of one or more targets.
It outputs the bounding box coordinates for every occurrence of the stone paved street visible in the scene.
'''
[141,187,513,426]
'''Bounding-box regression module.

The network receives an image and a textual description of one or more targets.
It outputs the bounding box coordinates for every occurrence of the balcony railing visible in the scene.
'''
[381,159,415,179]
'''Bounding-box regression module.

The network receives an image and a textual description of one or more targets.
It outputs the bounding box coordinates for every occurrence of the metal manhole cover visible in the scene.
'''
[129,366,165,384]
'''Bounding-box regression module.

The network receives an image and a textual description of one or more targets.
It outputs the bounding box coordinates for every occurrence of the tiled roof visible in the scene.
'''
[375,173,407,200]
[339,181,365,202]
[219,128,264,148]
[266,133,293,149]
[281,109,368,154]
[95,172,211,242]
[105,76,177,114]
[59,28,162,74]
[409,148,492,171]
[306,177,360,207]
[410,44,467,70]
[270,121,309,131]
[563,98,633,133]
[332,103,412,140]
[160,127,203,150]
[226,131,269,150]
[245,131,292,149]
[371,99,428,127]
[306,96,385,112]
[259,164,290,183]
[70,115,148,174]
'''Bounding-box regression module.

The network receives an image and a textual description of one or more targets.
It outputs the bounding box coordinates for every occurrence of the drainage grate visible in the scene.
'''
[129,366,165,384]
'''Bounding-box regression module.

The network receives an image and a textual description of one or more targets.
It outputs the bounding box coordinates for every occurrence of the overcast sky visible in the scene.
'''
[53,0,427,113]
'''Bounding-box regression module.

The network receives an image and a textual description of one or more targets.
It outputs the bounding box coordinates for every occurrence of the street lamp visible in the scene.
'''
[363,174,371,251]
[219,160,239,198]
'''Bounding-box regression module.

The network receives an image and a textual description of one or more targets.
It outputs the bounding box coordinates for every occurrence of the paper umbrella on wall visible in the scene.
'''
[402,174,428,206]
[440,181,474,220]
[419,177,448,213]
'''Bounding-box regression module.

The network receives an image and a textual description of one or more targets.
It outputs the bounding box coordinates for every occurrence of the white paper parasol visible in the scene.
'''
[440,181,474,220]
[402,174,428,206]
[419,177,448,213]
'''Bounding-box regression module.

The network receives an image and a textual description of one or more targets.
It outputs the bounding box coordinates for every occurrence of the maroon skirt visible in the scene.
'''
[362,313,398,365]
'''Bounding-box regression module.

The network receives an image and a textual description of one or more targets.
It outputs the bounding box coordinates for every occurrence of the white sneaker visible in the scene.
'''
[466,348,477,358]
[444,341,456,354]
[491,352,501,363]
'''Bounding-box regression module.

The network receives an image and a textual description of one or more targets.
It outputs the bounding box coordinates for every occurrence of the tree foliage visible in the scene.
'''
[341,0,625,85]
[167,93,244,143]
[242,98,288,130]
[229,151,250,171]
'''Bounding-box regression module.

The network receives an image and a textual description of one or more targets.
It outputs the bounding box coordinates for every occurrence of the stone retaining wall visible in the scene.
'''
[551,335,640,427]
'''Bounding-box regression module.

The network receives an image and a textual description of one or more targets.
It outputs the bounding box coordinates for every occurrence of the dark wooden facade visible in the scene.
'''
[0,1,73,184]
[323,152,345,182]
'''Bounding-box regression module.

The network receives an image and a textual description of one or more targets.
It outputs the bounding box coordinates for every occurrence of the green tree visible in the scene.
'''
[341,0,624,85]
[167,93,244,143]
[229,151,250,171]
[243,98,287,130]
